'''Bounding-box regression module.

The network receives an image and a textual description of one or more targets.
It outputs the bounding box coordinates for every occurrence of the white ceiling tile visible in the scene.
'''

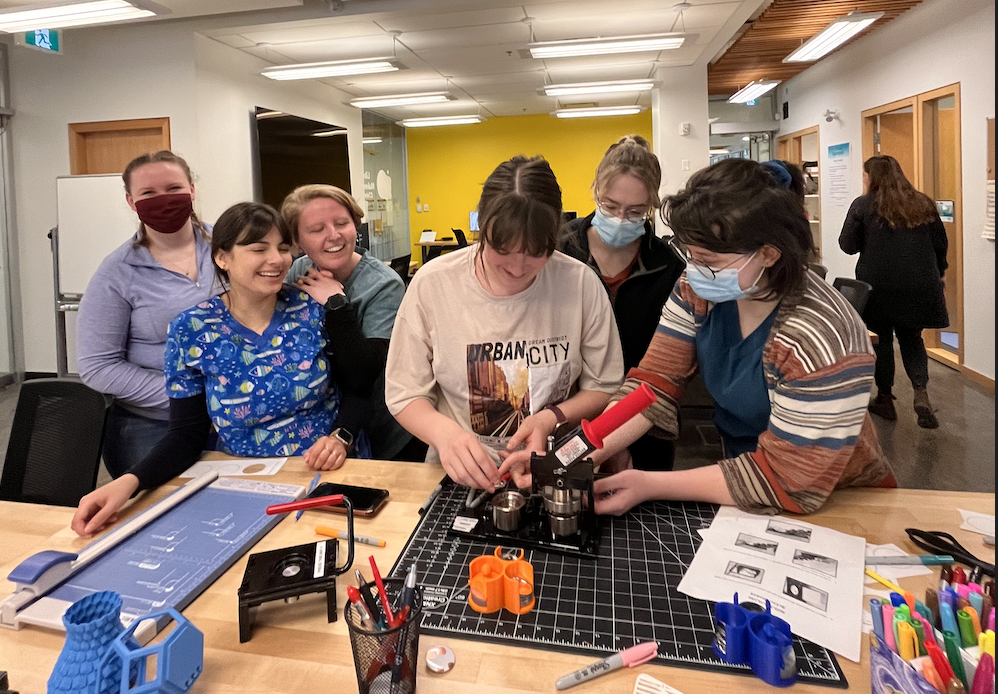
[377,6,528,33]
[234,20,386,45]
[396,22,531,51]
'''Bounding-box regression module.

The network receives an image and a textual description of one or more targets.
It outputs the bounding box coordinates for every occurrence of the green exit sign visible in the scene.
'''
[16,29,62,54]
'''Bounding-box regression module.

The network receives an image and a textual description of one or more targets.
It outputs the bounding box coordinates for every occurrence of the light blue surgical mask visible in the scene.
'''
[591,207,646,248]
[685,251,764,303]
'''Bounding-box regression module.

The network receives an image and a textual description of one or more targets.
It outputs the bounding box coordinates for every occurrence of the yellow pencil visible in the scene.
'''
[865,567,905,594]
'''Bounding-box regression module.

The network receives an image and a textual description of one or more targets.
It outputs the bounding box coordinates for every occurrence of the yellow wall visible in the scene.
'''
[405,112,653,260]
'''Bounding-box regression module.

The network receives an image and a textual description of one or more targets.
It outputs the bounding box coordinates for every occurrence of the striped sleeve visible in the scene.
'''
[611,278,703,438]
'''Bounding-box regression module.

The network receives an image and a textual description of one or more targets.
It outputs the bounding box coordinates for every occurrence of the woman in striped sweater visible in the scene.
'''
[589,159,896,516]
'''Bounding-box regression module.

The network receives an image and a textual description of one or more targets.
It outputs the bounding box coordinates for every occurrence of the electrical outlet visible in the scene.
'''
[679,122,691,136]
[423,203,429,212]
[416,204,422,213]
[682,159,690,171]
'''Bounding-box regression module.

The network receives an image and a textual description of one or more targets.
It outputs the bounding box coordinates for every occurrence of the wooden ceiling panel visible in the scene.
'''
[707,0,924,96]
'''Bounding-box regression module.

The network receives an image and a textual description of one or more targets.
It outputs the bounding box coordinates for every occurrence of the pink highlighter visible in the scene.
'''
[883,605,897,652]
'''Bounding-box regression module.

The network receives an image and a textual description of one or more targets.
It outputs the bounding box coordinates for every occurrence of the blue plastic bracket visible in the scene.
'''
[712,592,797,688]
[102,608,204,693]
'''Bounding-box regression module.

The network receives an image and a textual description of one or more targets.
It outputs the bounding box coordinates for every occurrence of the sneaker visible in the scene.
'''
[913,388,939,429]
[868,393,897,421]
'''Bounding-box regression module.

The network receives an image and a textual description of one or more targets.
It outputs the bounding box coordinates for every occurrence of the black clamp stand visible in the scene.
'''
[237,496,355,642]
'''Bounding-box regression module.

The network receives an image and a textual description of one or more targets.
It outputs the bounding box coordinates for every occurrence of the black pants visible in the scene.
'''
[629,434,676,472]
[866,320,929,394]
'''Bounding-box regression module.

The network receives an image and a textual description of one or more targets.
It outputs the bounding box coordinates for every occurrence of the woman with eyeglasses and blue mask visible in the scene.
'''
[559,135,686,472]
[578,159,896,517]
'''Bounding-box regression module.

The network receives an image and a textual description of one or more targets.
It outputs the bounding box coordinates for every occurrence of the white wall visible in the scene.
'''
[8,22,363,373]
[778,0,995,380]
[653,65,711,198]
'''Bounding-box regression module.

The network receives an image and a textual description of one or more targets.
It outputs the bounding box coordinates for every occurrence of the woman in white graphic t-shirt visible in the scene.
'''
[385,156,625,489]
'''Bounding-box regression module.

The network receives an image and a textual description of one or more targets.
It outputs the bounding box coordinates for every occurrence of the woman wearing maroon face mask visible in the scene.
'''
[77,151,221,478]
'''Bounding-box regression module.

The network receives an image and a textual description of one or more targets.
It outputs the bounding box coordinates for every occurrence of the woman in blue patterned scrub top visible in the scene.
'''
[72,202,365,536]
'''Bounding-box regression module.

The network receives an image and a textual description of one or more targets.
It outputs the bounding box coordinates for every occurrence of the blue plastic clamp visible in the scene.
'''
[712,593,797,688]
[102,609,203,694]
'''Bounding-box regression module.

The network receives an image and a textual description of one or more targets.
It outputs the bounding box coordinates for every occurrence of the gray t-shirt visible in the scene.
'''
[287,248,411,458]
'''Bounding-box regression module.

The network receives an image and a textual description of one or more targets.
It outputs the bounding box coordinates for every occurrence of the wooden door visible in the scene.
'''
[878,111,916,181]
[69,118,171,175]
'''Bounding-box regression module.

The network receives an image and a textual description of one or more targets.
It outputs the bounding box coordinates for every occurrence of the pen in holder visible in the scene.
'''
[345,578,422,694]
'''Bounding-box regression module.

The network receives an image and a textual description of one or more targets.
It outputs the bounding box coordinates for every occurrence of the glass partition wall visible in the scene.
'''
[361,111,410,263]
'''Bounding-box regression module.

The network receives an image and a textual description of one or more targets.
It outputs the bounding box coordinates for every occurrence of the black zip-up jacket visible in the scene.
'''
[560,212,686,372]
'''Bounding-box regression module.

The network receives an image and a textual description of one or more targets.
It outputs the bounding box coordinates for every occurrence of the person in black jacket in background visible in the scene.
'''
[839,155,948,429]
[560,135,685,470]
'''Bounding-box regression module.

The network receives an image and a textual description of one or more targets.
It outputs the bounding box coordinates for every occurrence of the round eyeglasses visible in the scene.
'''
[596,198,650,225]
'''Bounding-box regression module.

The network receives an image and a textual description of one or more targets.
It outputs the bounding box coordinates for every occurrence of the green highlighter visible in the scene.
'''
[956,609,977,648]
[943,630,967,688]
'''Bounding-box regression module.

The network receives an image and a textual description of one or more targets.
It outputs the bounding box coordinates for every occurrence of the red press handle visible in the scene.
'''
[265,493,344,515]
[581,383,656,449]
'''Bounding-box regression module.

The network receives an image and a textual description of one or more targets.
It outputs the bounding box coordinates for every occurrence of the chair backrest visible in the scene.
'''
[452,229,468,247]
[0,379,112,507]
[808,263,828,279]
[356,222,370,250]
[389,254,412,283]
[832,277,873,315]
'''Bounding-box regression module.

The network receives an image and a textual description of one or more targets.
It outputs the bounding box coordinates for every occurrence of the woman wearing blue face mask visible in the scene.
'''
[560,135,685,471]
[582,159,896,517]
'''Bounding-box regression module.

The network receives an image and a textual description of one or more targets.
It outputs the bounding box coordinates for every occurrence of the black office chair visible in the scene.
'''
[808,263,828,279]
[452,229,469,248]
[0,379,112,507]
[356,222,370,251]
[832,277,873,315]
[389,253,412,285]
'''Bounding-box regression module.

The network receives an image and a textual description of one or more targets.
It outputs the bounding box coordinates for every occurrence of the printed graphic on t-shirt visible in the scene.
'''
[467,337,572,447]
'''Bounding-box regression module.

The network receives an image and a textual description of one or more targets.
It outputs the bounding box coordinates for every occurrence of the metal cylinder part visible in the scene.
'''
[492,491,526,532]
[547,512,579,537]
[542,487,581,516]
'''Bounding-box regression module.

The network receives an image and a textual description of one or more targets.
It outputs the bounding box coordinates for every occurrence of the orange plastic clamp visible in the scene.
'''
[467,546,535,615]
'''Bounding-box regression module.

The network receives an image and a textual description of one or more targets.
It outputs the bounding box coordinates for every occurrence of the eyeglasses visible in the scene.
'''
[667,236,750,280]
[596,198,650,224]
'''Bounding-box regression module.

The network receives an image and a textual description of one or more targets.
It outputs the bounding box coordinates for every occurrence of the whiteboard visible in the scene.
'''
[56,174,138,295]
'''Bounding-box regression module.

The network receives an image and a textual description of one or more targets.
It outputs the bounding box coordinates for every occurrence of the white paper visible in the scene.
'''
[826,143,852,210]
[959,508,996,535]
[678,507,866,662]
[179,457,288,478]
[419,230,436,243]
[865,543,932,581]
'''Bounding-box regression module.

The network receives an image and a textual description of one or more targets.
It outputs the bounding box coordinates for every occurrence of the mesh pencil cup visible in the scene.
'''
[345,578,422,694]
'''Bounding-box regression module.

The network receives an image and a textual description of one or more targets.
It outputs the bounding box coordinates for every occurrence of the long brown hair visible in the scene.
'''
[864,155,937,229]
[123,150,208,246]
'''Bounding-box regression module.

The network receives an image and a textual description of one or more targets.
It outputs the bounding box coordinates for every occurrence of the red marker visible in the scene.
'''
[265,494,344,515]
[369,555,395,625]
[952,566,968,585]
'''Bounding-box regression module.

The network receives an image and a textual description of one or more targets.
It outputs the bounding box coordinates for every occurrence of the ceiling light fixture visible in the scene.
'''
[708,148,729,155]
[362,137,383,144]
[784,11,884,63]
[311,129,348,137]
[397,115,485,128]
[527,33,687,59]
[262,57,399,81]
[0,0,165,33]
[728,79,780,104]
[542,80,655,98]
[349,92,452,109]
[553,106,645,119]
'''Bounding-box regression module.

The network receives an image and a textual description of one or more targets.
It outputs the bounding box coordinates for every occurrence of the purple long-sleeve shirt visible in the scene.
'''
[76,228,220,420]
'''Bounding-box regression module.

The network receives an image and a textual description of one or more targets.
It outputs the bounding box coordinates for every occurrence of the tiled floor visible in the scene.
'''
[1,353,995,493]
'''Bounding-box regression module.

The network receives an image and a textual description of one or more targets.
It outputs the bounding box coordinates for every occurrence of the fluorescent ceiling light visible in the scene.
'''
[784,11,884,63]
[262,58,399,81]
[528,33,687,59]
[0,0,163,32]
[255,110,284,120]
[312,129,347,137]
[542,80,655,98]
[398,115,485,128]
[709,148,729,155]
[350,92,452,109]
[553,106,645,119]
[362,137,383,144]
[728,80,780,104]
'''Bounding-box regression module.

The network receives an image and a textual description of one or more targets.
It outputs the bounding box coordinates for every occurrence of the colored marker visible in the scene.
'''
[866,568,905,594]
[941,564,954,585]
[418,482,444,516]
[368,555,395,626]
[983,595,994,632]
[916,599,934,627]
[897,622,918,661]
[958,610,977,647]
[971,654,994,694]
[890,592,907,608]
[926,639,956,684]
[266,493,344,515]
[943,630,967,688]
[555,642,658,690]
[910,617,927,656]
[315,526,386,548]
[922,659,945,694]
[870,599,885,641]
[884,605,897,652]
[952,567,967,585]
[968,566,983,585]
[865,555,955,566]
[915,613,937,647]
[969,591,984,617]
[926,588,941,630]
[346,586,375,630]
[941,602,959,637]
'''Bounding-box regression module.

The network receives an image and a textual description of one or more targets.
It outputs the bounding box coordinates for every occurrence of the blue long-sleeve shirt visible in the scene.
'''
[76,229,220,420]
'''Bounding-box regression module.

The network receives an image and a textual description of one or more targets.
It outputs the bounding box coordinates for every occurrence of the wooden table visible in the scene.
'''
[416,239,460,264]
[0,459,993,694]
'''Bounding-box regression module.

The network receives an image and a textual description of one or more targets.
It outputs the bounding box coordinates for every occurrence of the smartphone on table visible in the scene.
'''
[306,482,390,517]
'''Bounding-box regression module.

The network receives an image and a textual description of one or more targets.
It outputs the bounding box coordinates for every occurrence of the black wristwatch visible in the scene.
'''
[325,293,350,311]
[330,427,354,453]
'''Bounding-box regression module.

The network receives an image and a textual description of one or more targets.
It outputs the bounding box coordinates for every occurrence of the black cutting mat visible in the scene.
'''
[389,481,846,688]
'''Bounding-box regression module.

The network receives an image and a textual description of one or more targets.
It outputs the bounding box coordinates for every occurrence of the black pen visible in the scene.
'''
[418,479,446,515]
[400,564,417,613]
[354,569,383,626]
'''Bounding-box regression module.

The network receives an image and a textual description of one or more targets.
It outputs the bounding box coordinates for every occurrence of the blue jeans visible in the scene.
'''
[101,404,170,478]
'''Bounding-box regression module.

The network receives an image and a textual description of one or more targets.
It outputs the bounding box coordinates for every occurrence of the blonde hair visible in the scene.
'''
[592,135,662,209]
[123,150,207,246]
[280,184,365,243]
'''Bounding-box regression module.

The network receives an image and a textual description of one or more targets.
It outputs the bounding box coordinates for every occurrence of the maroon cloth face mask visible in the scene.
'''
[134,193,194,234]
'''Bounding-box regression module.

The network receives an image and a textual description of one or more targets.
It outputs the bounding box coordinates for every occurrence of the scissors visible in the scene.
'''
[905,528,995,577]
